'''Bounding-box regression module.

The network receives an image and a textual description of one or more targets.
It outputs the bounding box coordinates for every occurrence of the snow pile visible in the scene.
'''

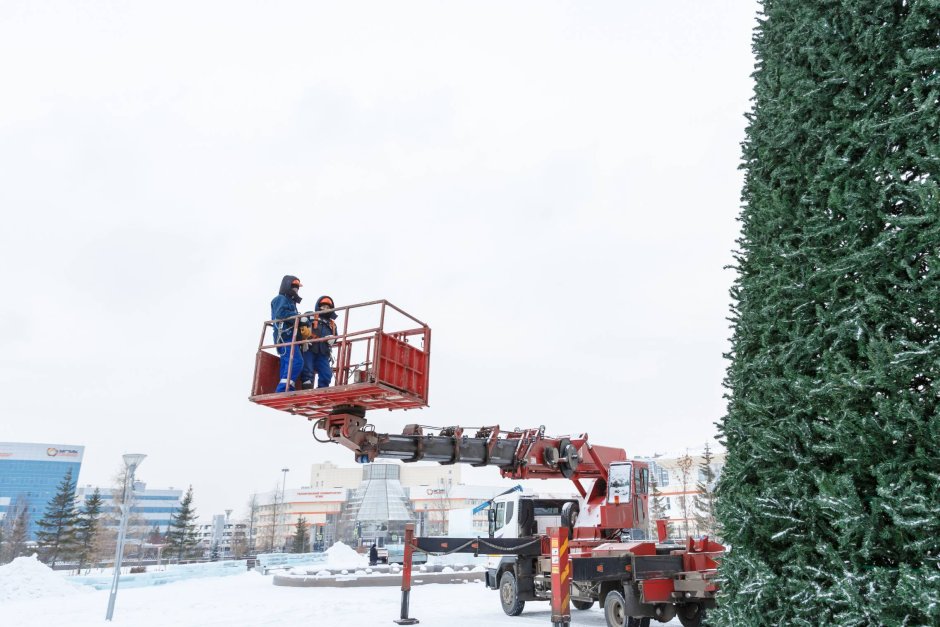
[0,555,90,602]
[323,542,368,569]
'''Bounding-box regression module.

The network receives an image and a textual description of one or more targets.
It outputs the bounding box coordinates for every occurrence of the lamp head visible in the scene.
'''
[123,453,147,469]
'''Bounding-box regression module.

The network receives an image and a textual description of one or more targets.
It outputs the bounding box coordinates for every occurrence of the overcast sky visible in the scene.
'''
[0,1,760,519]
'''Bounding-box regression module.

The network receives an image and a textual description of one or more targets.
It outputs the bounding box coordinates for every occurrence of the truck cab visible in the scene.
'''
[483,492,580,613]
[489,492,577,540]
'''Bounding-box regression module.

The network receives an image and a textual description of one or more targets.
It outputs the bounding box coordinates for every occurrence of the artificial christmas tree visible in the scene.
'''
[716,1,939,625]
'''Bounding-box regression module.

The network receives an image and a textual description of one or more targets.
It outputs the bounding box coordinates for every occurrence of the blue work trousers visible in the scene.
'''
[275,344,304,392]
[302,351,333,388]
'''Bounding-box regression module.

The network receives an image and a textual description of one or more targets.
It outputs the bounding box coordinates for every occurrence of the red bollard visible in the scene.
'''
[549,526,571,627]
[394,523,419,625]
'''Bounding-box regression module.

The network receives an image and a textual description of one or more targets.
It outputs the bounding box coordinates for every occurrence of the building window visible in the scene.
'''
[658,469,670,487]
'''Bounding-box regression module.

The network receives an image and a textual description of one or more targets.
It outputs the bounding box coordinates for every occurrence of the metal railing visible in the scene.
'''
[253,299,430,398]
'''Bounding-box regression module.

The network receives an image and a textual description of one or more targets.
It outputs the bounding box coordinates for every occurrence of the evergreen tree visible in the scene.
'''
[648,476,672,540]
[166,486,199,561]
[291,516,309,554]
[692,444,719,540]
[35,467,79,567]
[717,2,940,625]
[74,488,103,571]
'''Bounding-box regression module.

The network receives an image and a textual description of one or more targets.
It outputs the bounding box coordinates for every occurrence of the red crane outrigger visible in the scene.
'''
[249,301,723,627]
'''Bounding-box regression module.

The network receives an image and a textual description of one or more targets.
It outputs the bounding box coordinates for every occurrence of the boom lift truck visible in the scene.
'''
[250,300,723,627]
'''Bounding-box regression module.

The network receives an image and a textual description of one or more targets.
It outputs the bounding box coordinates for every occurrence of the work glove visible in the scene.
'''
[299,326,312,340]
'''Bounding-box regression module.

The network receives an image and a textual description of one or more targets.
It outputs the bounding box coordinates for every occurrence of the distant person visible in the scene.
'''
[301,295,338,389]
[369,543,379,566]
[271,275,304,392]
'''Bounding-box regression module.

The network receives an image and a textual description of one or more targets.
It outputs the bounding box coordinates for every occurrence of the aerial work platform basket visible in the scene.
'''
[249,300,430,419]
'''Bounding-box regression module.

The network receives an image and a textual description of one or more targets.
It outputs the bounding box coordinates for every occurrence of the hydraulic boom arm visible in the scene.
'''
[314,407,627,495]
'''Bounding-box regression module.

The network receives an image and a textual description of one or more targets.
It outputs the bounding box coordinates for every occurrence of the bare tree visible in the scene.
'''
[110,465,149,560]
[266,487,282,552]
[230,524,249,558]
[245,493,260,554]
[0,496,31,564]
[676,453,694,538]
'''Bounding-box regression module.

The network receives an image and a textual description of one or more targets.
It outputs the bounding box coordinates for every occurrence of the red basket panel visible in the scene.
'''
[253,351,282,396]
[375,333,428,401]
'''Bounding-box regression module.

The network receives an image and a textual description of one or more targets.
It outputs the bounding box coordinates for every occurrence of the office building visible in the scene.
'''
[0,442,84,540]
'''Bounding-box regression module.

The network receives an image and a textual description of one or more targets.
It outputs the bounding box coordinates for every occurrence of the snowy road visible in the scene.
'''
[0,570,682,626]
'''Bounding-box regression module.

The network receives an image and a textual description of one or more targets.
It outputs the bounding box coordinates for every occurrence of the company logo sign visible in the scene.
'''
[46,448,80,458]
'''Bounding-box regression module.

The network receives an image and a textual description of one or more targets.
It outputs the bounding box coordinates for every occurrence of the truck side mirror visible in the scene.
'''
[487,508,497,538]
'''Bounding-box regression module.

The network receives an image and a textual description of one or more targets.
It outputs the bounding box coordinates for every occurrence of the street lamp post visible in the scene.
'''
[280,468,289,551]
[106,453,146,621]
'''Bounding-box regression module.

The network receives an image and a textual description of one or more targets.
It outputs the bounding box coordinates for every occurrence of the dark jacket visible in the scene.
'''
[271,275,302,343]
[369,545,379,563]
[308,295,338,356]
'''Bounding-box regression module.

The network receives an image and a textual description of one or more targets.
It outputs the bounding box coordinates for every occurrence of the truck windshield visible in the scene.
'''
[608,462,632,503]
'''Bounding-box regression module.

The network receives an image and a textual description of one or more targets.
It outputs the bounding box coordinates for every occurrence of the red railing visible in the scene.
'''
[250,300,431,419]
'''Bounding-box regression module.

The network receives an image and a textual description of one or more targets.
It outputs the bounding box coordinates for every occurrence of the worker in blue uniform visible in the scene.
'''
[271,275,304,392]
[300,295,338,389]
[298,310,316,389]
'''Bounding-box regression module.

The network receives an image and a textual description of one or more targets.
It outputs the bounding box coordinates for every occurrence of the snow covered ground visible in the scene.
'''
[0,555,682,626]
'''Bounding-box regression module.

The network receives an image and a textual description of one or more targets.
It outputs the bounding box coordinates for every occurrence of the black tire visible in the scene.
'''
[572,599,594,611]
[561,501,579,533]
[604,590,627,627]
[678,604,705,627]
[499,571,525,616]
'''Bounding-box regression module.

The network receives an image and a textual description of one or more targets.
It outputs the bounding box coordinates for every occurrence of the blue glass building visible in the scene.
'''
[0,442,84,540]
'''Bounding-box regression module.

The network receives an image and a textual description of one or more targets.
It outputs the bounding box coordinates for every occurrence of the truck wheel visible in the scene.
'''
[572,600,593,610]
[604,590,627,627]
[499,571,525,616]
[677,604,704,627]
